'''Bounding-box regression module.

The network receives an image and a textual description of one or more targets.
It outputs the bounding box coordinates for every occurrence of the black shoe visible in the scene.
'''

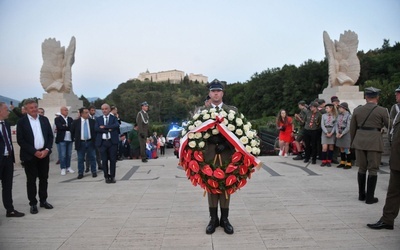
[105,178,111,183]
[366,197,379,204]
[142,159,148,163]
[344,165,352,169]
[320,162,326,167]
[336,164,344,168]
[30,205,38,214]
[92,173,97,178]
[85,168,89,173]
[367,220,393,230]
[206,218,219,234]
[326,162,331,167]
[109,177,116,183]
[77,174,84,179]
[311,160,316,164]
[40,201,53,209]
[220,218,234,234]
[293,154,303,160]
[303,159,309,163]
[6,210,25,217]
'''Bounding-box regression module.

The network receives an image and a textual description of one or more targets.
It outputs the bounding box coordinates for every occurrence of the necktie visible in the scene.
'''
[105,116,109,139]
[1,122,12,154]
[309,113,315,128]
[83,119,89,140]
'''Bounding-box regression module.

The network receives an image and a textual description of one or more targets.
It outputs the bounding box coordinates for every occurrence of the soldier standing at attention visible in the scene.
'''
[350,87,389,204]
[367,85,400,230]
[136,102,150,163]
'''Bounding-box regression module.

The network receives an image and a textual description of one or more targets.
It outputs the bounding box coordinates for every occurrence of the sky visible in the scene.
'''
[0,0,399,101]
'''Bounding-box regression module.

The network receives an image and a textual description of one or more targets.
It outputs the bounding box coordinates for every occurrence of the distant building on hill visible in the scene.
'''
[135,69,208,84]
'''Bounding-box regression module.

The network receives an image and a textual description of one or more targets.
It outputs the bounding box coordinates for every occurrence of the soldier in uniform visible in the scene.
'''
[388,85,400,144]
[350,87,389,204]
[203,79,237,235]
[136,102,150,163]
[367,85,400,230]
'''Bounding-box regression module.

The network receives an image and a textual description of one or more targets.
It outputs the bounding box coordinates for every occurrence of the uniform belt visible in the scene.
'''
[81,139,91,142]
[102,139,111,141]
[357,126,381,131]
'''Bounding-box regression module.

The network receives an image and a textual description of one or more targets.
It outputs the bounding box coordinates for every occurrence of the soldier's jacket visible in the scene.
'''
[390,111,400,171]
[202,103,238,165]
[350,102,389,152]
[136,110,149,137]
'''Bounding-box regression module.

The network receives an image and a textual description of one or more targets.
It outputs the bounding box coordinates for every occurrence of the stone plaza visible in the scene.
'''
[0,148,398,250]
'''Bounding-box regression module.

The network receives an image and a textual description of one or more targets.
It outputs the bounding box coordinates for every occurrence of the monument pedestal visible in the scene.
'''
[319,85,365,113]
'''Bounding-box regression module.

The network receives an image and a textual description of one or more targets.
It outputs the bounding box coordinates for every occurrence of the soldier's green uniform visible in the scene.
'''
[350,87,389,204]
[136,102,149,163]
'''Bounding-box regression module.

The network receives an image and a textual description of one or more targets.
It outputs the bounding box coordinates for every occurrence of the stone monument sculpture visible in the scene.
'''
[38,36,82,122]
[323,30,360,87]
[40,36,76,93]
[319,30,365,112]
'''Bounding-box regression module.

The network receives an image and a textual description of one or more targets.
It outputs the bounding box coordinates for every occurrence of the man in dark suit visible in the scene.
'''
[71,108,97,179]
[118,134,131,160]
[16,99,54,214]
[55,106,75,176]
[95,103,119,183]
[350,87,389,204]
[0,102,24,217]
[88,105,102,170]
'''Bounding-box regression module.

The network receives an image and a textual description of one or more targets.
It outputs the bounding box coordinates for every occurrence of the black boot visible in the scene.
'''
[366,175,379,204]
[220,208,234,234]
[206,207,219,234]
[357,172,366,201]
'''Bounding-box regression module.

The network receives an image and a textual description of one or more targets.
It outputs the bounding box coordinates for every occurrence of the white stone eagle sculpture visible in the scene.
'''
[323,30,360,87]
[40,36,76,93]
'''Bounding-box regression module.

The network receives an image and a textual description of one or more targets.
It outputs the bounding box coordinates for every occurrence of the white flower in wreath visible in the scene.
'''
[210,108,217,113]
[235,129,243,136]
[227,124,235,131]
[240,136,249,145]
[229,110,236,115]
[188,133,195,139]
[201,109,208,115]
[220,110,227,117]
[203,132,211,139]
[210,112,217,119]
[246,130,254,139]
[245,145,252,153]
[252,147,260,155]
[192,113,200,120]
[212,128,219,135]
[203,113,210,120]
[227,113,235,121]
[194,132,202,139]
[222,118,229,126]
[181,129,187,136]
[243,124,250,132]
[194,120,202,127]
[250,139,258,147]
[235,118,243,126]
[198,141,205,148]
[188,141,197,148]
[188,125,195,131]
[241,113,245,119]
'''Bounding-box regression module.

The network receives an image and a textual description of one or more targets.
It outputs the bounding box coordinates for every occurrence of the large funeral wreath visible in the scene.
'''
[179,107,261,197]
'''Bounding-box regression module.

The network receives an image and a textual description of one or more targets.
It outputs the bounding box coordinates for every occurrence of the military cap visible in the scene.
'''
[141,101,149,106]
[298,100,306,105]
[364,87,381,97]
[209,79,223,91]
[317,99,326,105]
[338,102,349,112]
[310,102,319,108]
[331,96,340,103]
[395,85,400,92]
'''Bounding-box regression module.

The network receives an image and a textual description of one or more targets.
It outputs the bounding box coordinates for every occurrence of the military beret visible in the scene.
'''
[141,101,149,106]
[209,79,223,91]
[364,87,381,97]
[395,85,400,92]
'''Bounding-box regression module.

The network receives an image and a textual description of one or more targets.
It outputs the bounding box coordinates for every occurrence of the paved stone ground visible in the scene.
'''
[0,149,399,250]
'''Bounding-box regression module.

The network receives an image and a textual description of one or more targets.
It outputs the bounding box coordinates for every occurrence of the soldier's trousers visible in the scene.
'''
[355,149,381,176]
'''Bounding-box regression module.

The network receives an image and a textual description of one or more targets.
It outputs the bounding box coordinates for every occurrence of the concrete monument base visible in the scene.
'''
[319,85,365,113]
